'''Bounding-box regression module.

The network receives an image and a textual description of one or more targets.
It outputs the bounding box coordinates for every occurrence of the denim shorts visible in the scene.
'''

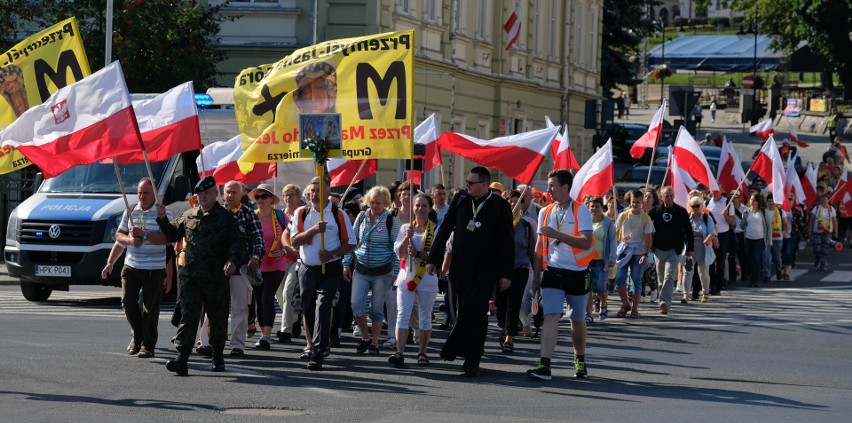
[588,260,607,294]
[350,271,393,322]
[541,288,588,322]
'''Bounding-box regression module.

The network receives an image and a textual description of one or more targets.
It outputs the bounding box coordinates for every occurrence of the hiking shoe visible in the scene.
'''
[701,294,710,303]
[526,361,552,380]
[356,339,370,354]
[659,302,669,315]
[574,360,588,378]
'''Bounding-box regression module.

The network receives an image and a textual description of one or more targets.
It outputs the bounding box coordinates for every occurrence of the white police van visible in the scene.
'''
[3,106,240,301]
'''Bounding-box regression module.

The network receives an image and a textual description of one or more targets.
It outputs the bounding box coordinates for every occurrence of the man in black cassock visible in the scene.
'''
[426,166,514,377]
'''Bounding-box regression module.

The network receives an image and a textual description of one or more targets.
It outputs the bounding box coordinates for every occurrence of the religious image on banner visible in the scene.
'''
[0,17,91,175]
[233,30,414,173]
[299,113,342,158]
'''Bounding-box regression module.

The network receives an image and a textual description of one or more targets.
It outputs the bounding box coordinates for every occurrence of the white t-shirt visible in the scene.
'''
[615,210,655,247]
[118,204,172,270]
[537,201,593,271]
[393,223,439,292]
[811,205,836,234]
[289,204,356,266]
[708,197,734,233]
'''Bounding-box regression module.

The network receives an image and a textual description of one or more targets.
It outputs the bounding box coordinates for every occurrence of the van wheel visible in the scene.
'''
[21,282,52,302]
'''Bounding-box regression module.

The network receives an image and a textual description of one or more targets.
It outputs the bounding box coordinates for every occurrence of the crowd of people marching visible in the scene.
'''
[106,135,850,381]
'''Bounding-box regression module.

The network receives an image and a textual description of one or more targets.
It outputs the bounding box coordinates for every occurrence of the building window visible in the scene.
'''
[398,0,414,15]
[425,0,442,23]
[549,1,559,59]
[453,0,465,33]
[588,8,597,68]
[227,0,284,6]
[533,0,542,55]
[574,6,584,67]
[476,0,490,41]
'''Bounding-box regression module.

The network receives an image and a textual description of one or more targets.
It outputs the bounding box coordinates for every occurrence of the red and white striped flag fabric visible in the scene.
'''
[545,116,580,171]
[789,124,808,148]
[630,100,666,159]
[833,170,852,212]
[802,162,818,209]
[196,136,275,186]
[328,158,377,188]
[113,81,201,164]
[783,153,806,211]
[0,62,143,178]
[436,126,559,184]
[717,136,748,195]
[671,154,697,209]
[407,113,441,184]
[749,134,786,204]
[570,139,614,201]
[750,119,775,141]
[672,126,720,194]
[503,1,521,50]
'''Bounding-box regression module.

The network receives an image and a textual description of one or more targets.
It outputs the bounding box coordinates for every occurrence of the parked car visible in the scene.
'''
[619,165,668,187]
[607,121,674,163]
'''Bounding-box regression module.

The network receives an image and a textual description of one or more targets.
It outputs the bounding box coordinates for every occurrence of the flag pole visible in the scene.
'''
[724,168,752,214]
[439,161,446,188]
[141,150,160,205]
[198,147,207,177]
[340,160,369,203]
[112,158,135,227]
[513,184,530,217]
[644,127,663,188]
[407,153,415,272]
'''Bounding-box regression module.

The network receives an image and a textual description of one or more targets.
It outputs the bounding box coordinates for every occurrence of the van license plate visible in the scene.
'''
[35,265,71,277]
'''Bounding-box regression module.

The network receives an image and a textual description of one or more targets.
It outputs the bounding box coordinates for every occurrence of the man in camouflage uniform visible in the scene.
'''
[156,176,246,376]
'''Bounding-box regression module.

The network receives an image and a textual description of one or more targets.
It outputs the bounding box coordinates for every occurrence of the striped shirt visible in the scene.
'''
[119,204,172,270]
[343,210,400,274]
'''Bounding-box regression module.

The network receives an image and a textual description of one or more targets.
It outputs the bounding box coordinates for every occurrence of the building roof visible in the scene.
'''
[647,35,803,72]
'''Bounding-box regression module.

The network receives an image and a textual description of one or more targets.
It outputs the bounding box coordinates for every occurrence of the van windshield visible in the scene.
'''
[39,161,169,194]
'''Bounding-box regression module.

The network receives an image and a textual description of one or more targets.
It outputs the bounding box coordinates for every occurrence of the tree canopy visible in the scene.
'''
[600,0,657,97]
[1,0,232,93]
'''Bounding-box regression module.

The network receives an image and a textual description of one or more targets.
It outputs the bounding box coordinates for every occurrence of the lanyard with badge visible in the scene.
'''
[466,192,492,231]
[552,201,571,246]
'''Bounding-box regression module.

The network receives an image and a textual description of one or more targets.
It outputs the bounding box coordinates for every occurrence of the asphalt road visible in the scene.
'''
[1,249,851,423]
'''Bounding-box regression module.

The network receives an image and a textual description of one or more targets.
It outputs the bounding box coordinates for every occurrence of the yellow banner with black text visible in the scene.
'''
[234,30,414,172]
[0,17,92,175]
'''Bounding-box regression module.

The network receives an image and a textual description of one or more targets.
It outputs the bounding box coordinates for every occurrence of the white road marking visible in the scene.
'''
[821,271,852,282]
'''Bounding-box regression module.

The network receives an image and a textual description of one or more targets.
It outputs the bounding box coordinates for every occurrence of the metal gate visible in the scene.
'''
[1,167,39,243]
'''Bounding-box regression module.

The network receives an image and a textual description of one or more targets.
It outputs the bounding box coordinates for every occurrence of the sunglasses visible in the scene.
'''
[465,180,484,186]
[691,204,702,209]
[255,193,272,200]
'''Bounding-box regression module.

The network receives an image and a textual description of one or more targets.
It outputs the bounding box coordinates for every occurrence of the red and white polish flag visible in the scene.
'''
[630,100,666,160]
[503,0,521,50]
[570,139,614,201]
[783,153,806,211]
[196,135,275,186]
[437,126,559,185]
[717,136,748,195]
[672,126,720,194]
[328,158,377,188]
[670,154,697,209]
[113,81,202,164]
[789,124,808,148]
[833,171,852,212]
[749,134,786,204]
[545,116,580,171]
[802,162,818,209]
[749,119,775,141]
[406,113,441,184]
[0,61,143,178]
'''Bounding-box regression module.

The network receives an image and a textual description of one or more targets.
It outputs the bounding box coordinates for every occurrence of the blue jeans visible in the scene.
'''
[350,271,393,323]
[615,254,643,294]
[745,238,766,284]
[588,260,607,294]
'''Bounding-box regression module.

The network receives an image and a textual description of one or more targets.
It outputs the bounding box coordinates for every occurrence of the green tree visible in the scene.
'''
[725,0,852,98]
[601,0,657,97]
[1,0,233,92]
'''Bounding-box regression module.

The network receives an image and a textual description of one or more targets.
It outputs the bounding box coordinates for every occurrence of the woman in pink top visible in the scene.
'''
[249,184,290,349]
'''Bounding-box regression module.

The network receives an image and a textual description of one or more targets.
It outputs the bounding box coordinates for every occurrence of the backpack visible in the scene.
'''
[296,203,348,244]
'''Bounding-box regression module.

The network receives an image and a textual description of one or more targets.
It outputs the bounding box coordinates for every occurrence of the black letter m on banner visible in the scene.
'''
[33,50,85,102]
[356,61,406,120]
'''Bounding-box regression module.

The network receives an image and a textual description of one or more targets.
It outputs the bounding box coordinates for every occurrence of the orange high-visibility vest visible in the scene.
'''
[540,201,600,269]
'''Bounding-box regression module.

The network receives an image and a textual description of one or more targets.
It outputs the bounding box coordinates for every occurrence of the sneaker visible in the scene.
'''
[382,338,397,349]
[356,339,370,354]
[681,295,689,304]
[649,290,658,303]
[675,284,684,293]
[574,360,588,378]
[701,294,710,303]
[599,306,607,321]
[307,359,323,371]
[584,313,594,324]
[255,336,271,350]
[368,344,381,355]
[593,297,600,313]
[353,326,362,337]
[659,302,669,315]
[137,346,154,358]
[526,361,552,381]
[230,348,244,356]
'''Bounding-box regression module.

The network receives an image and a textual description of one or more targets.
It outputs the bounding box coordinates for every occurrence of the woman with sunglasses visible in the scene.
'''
[249,184,290,349]
[683,196,717,303]
[740,193,771,287]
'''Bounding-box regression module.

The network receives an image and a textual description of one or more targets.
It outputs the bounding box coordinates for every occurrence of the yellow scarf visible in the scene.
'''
[817,206,832,233]
[405,220,434,290]
[772,208,781,237]
[256,209,280,257]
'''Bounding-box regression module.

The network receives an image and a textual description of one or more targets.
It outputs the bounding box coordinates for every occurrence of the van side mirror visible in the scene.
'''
[34,172,43,191]
[173,175,192,202]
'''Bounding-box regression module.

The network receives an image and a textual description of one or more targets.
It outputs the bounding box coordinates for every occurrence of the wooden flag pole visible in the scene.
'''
[340,160,369,203]
[112,157,135,227]
[318,164,326,274]
[141,150,160,206]
[644,126,663,188]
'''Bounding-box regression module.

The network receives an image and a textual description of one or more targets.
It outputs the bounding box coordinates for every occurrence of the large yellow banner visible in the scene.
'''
[234,31,414,173]
[0,17,92,174]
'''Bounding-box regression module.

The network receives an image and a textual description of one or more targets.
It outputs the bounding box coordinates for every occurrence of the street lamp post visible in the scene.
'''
[660,20,666,104]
